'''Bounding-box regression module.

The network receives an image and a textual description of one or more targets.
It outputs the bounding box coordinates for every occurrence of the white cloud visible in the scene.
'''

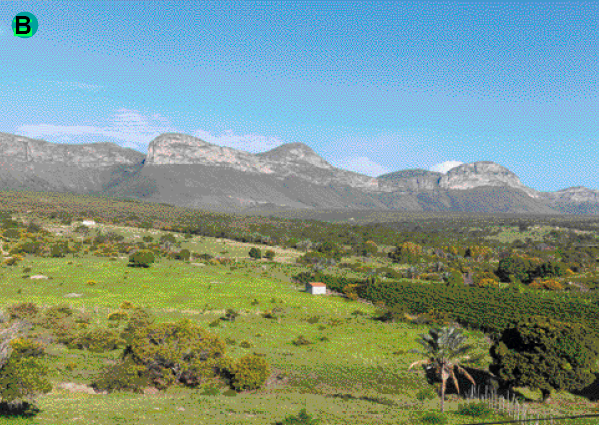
[331,156,390,177]
[16,109,177,151]
[192,129,284,153]
[430,160,464,174]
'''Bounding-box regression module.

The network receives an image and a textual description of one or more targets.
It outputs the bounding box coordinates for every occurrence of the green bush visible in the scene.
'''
[416,387,437,401]
[420,412,447,424]
[229,354,270,391]
[6,302,39,320]
[92,358,148,393]
[108,310,129,321]
[457,401,493,418]
[201,385,220,396]
[69,327,122,352]
[306,316,320,324]
[124,318,226,389]
[291,335,312,346]
[121,308,154,344]
[174,249,191,261]
[276,408,320,425]
[264,250,276,260]
[128,250,155,268]
[240,340,252,349]
[0,338,52,404]
[249,247,262,259]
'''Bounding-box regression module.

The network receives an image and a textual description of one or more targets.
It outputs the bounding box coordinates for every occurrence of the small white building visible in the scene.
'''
[81,220,96,227]
[306,282,327,295]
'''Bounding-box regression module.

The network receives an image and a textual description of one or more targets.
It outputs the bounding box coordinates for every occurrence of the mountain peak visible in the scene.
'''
[258,142,332,169]
[439,161,527,190]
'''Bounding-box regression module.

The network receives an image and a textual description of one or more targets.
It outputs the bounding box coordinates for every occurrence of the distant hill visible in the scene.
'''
[0,131,598,214]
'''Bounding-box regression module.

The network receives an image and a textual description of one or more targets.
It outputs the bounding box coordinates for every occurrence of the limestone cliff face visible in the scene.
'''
[145,133,385,191]
[546,186,599,203]
[438,161,540,198]
[378,169,443,191]
[145,133,275,173]
[0,132,144,167]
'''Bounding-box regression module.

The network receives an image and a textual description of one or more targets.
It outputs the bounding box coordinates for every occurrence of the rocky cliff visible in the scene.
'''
[145,133,384,191]
[0,132,145,167]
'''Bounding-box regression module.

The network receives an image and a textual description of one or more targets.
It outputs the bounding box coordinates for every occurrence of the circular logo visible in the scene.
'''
[12,12,38,38]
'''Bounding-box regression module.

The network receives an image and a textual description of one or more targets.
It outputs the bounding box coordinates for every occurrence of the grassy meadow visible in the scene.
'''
[0,221,598,424]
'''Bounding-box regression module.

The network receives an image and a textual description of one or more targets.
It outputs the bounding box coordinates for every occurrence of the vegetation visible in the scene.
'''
[0,190,597,422]
[408,326,478,412]
[490,316,599,403]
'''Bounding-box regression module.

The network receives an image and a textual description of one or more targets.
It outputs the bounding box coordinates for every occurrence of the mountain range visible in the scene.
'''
[1,131,598,214]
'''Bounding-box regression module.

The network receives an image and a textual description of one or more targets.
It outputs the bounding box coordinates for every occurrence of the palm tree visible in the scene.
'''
[408,326,478,412]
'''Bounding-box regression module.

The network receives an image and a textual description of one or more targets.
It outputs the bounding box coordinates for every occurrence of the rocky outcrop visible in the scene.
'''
[378,169,443,191]
[544,186,599,203]
[0,132,145,167]
[438,161,540,198]
[145,133,385,191]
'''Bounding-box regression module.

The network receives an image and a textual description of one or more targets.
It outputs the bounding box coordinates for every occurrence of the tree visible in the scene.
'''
[0,323,51,407]
[264,250,276,260]
[408,326,477,412]
[248,248,262,259]
[128,250,155,268]
[123,318,226,389]
[489,316,599,403]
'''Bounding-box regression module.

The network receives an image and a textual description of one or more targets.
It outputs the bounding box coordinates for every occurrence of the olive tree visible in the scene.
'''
[490,316,599,403]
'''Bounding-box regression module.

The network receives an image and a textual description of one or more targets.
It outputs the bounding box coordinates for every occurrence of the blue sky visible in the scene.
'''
[1,1,598,191]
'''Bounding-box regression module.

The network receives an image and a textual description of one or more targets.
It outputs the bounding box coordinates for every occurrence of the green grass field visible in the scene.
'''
[0,224,598,424]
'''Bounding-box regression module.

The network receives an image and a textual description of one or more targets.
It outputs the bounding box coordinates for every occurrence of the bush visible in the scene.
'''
[121,308,154,344]
[249,247,262,259]
[239,341,252,349]
[420,412,447,424]
[457,401,493,418]
[276,408,320,425]
[108,311,129,321]
[264,250,276,260]
[92,358,148,393]
[124,318,226,389]
[291,335,312,346]
[120,301,134,310]
[416,387,437,401]
[69,327,122,352]
[229,354,270,391]
[306,316,320,324]
[0,338,52,404]
[174,249,191,261]
[6,302,39,320]
[128,250,155,268]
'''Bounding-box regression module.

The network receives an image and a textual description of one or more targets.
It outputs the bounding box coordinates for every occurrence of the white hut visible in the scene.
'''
[306,282,326,295]
[82,220,96,227]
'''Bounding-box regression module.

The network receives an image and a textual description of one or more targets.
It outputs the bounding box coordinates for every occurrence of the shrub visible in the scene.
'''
[121,308,154,344]
[276,408,320,425]
[208,319,220,328]
[69,327,122,352]
[124,318,226,389]
[4,255,23,266]
[108,311,129,321]
[120,301,134,310]
[420,412,447,424]
[240,340,252,349]
[264,250,276,260]
[128,250,155,268]
[201,385,220,396]
[0,338,52,404]
[174,249,191,261]
[292,335,312,346]
[416,387,437,401]
[221,309,239,322]
[92,358,148,393]
[86,280,96,286]
[306,316,320,324]
[457,401,493,418]
[229,354,270,391]
[6,302,39,320]
[248,248,262,259]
